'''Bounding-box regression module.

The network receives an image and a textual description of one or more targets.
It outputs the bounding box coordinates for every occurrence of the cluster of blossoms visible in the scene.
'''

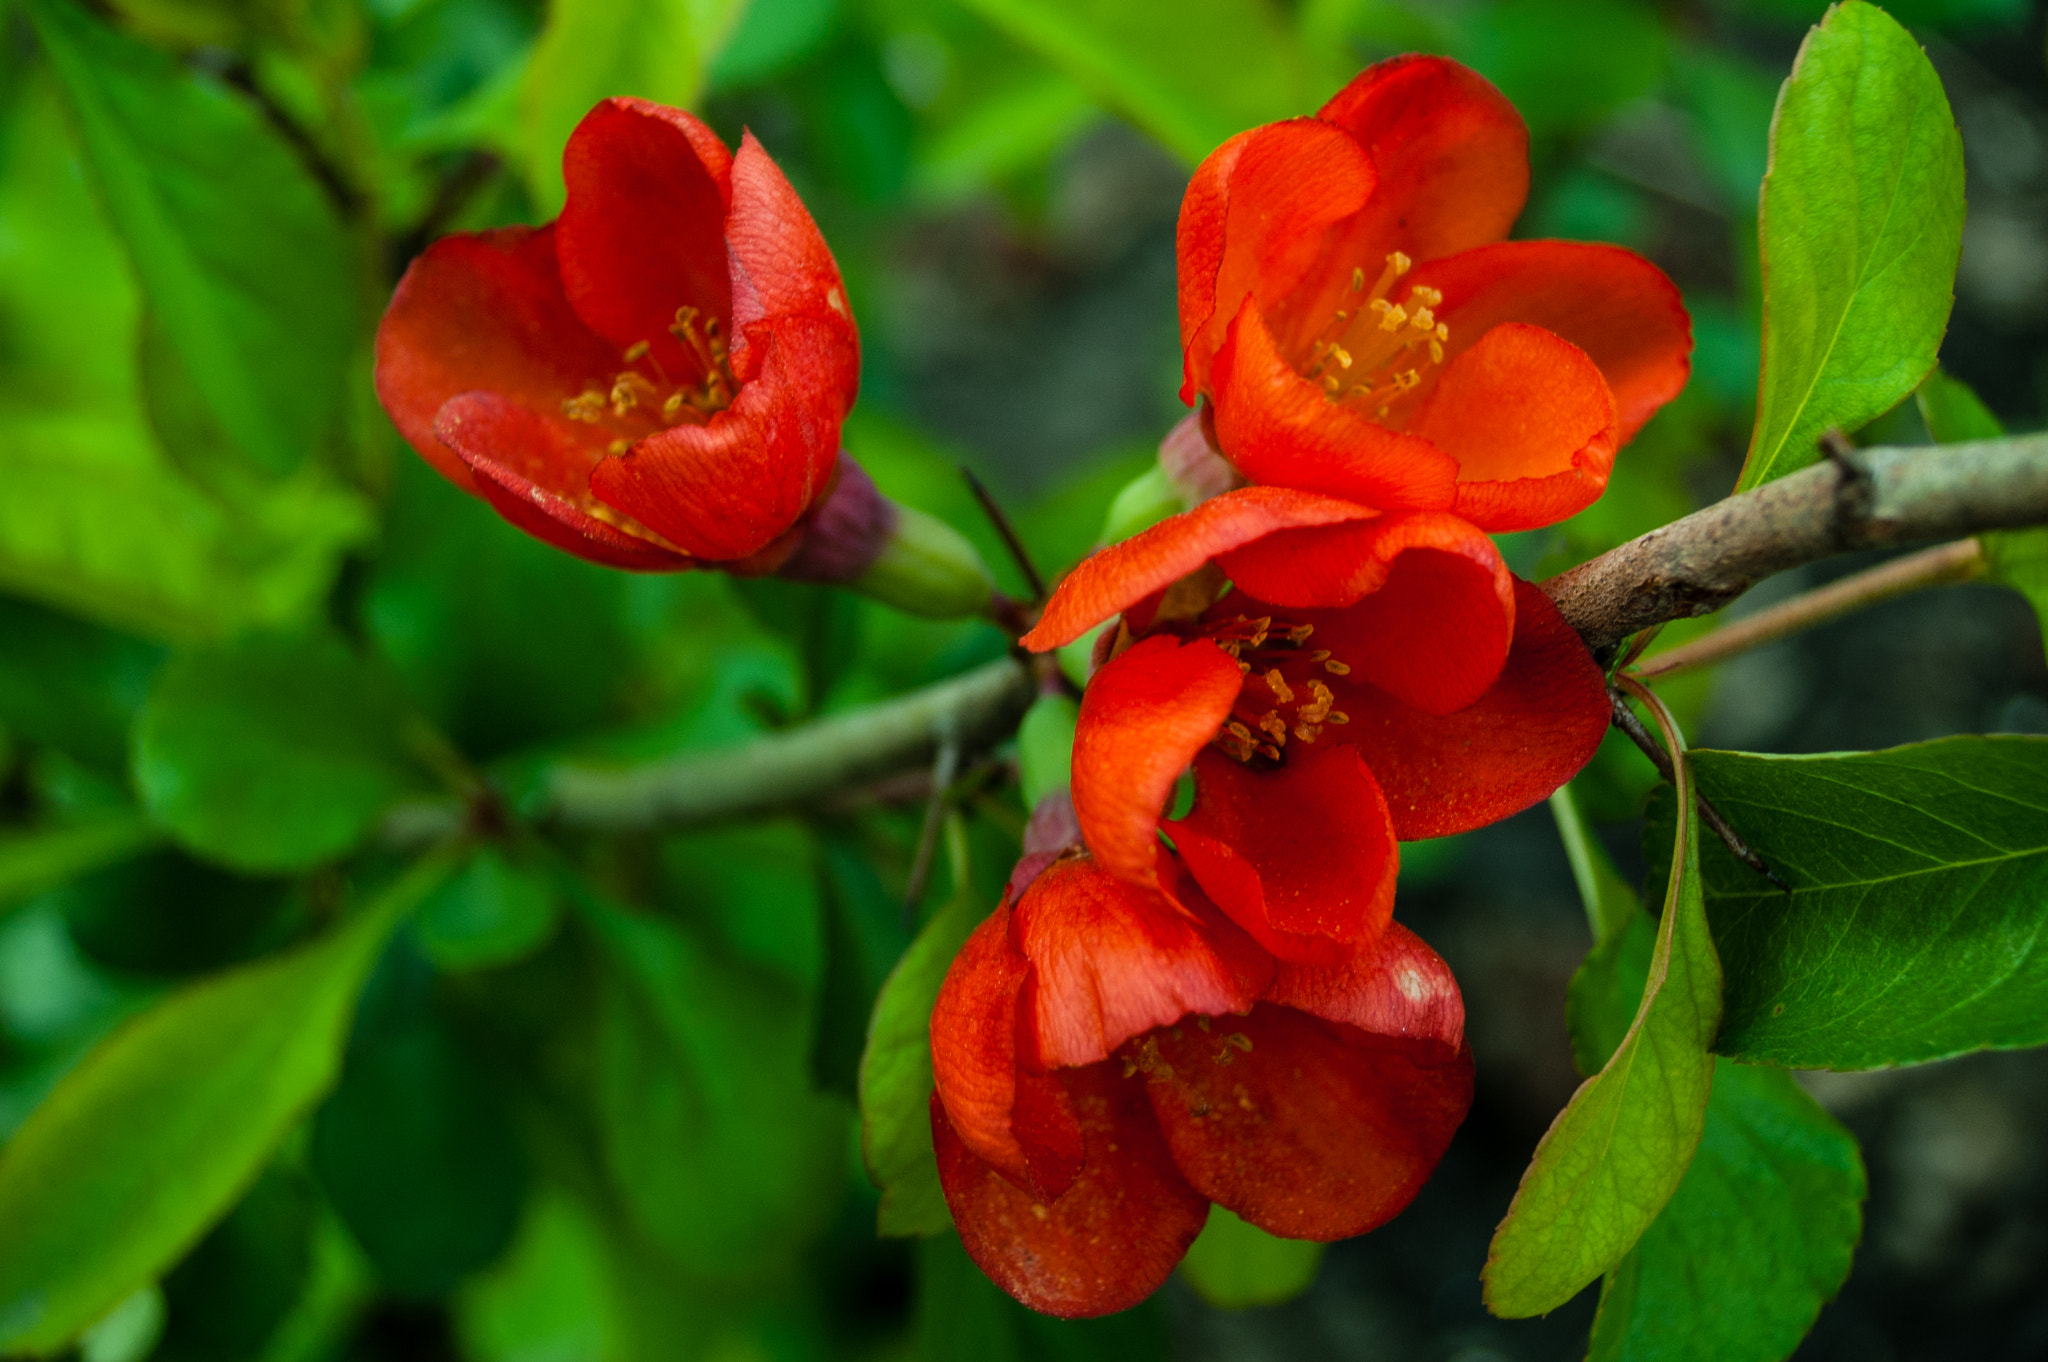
[374,55,1689,1321]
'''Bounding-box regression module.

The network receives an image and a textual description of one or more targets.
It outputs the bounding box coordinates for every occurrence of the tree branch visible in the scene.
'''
[1543,435,2048,656]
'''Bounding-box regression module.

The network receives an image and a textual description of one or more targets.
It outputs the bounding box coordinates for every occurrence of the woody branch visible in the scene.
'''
[382,433,2048,842]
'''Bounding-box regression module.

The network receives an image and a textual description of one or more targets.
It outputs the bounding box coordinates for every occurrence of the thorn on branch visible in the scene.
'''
[961,466,1047,602]
[1606,687,1792,894]
[904,724,962,922]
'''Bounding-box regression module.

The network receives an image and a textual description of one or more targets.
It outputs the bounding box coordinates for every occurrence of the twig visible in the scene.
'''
[903,725,961,920]
[961,466,1047,601]
[1546,434,2048,656]
[1607,686,1790,893]
[1633,539,1986,679]
[218,59,364,220]
[391,151,503,278]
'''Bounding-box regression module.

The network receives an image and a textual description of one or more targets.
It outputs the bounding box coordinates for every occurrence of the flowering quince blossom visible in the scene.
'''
[376,97,886,581]
[1021,54,1693,694]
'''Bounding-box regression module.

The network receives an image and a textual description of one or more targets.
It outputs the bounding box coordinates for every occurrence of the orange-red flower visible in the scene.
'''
[376,98,861,574]
[1022,55,1690,662]
[930,843,1471,1318]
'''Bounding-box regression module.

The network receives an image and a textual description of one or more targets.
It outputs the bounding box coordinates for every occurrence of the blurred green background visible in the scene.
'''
[2,0,2047,1357]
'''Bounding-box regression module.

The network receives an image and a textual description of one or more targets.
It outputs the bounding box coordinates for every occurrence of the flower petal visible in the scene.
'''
[1413,240,1691,442]
[1332,578,1609,839]
[1012,856,1269,1070]
[433,392,692,570]
[589,314,856,562]
[1208,300,1459,510]
[933,1064,1210,1319]
[1411,322,1619,533]
[1169,745,1398,963]
[1178,119,1377,403]
[1022,486,1379,651]
[1140,1002,1472,1240]
[557,98,735,386]
[1071,635,1244,891]
[725,132,858,373]
[929,902,1085,1202]
[1315,55,1529,266]
[375,225,622,491]
[1220,513,1514,714]
[1265,921,1465,1048]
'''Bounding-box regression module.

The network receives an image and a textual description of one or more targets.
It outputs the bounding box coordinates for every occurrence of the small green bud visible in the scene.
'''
[850,503,997,619]
[1017,693,1079,809]
[1097,465,1180,545]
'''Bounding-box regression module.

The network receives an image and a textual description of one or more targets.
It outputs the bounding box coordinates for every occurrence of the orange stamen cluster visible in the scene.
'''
[1301,251,1450,420]
[1201,614,1353,765]
[563,307,737,455]
[1119,1018,1254,1082]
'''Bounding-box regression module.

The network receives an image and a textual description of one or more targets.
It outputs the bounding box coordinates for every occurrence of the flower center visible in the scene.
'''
[1199,614,1353,765]
[561,307,738,454]
[1299,251,1450,422]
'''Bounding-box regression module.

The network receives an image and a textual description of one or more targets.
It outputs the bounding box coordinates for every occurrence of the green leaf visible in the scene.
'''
[517,0,748,213]
[1485,747,1722,1317]
[1673,738,2048,1069]
[0,412,373,646]
[576,883,847,1286]
[0,817,160,923]
[311,941,527,1298]
[858,820,985,1238]
[154,1168,316,1362]
[413,847,559,973]
[948,0,1323,166]
[132,633,431,874]
[1588,1061,1864,1362]
[1916,370,2048,657]
[911,71,1099,206]
[22,0,358,482]
[1177,1207,1324,1309]
[0,854,450,1354]
[0,597,163,772]
[1736,0,1964,491]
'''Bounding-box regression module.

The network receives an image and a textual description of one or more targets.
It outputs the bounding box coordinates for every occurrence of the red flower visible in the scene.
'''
[1021,55,1690,661]
[929,847,1471,1318]
[375,98,860,573]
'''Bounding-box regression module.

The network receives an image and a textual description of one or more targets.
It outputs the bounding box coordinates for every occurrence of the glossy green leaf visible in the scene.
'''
[0,817,159,922]
[414,847,559,973]
[133,632,431,874]
[1178,1207,1324,1309]
[858,820,984,1238]
[1916,370,2048,657]
[1485,748,1722,1318]
[1676,739,2048,1069]
[22,0,357,482]
[1587,1061,1864,1362]
[517,0,748,213]
[577,883,847,1285]
[1561,799,1866,1362]
[311,941,527,1298]
[1736,0,1963,491]
[0,855,449,1354]
[949,0,1322,165]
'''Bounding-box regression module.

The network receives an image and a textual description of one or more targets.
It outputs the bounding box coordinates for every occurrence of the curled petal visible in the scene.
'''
[1221,514,1514,715]
[1012,856,1269,1071]
[1315,55,1529,266]
[1266,921,1466,1048]
[1208,301,1459,511]
[929,903,1084,1203]
[1412,323,1619,533]
[590,314,856,562]
[1334,578,1609,839]
[1140,1003,1472,1241]
[933,1064,1210,1319]
[557,99,734,385]
[374,225,622,491]
[726,131,858,372]
[1022,486,1378,652]
[433,393,691,571]
[1179,120,1377,402]
[1414,241,1691,443]
[1169,745,1398,963]
[1071,635,1244,890]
